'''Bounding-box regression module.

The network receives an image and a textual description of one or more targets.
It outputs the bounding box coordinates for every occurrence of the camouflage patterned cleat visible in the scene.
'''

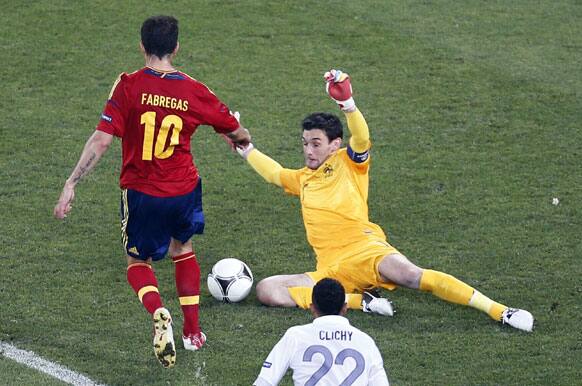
[153,307,176,368]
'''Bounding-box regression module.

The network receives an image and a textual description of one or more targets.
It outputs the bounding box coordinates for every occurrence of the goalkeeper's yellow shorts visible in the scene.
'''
[306,239,400,293]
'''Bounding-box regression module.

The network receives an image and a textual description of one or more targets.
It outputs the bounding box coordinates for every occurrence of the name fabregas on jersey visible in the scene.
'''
[141,93,189,111]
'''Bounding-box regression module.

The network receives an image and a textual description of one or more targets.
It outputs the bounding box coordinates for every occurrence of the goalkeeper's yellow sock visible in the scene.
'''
[419,269,507,321]
[468,291,507,322]
[288,287,364,310]
[346,294,364,310]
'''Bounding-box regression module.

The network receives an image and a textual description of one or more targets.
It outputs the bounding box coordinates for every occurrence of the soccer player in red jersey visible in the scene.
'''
[54,15,250,368]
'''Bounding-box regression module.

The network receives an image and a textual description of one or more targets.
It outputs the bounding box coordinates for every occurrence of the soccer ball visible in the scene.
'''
[207,258,253,303]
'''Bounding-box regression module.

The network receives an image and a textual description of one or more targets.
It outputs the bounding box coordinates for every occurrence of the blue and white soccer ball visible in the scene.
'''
[207,258,253,303]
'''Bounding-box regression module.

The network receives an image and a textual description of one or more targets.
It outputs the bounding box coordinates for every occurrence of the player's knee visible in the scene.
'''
[402,267,423,289]
[256,278,275,306]
[379,254,423,289]
[256,278,291,307]
[168,239,192,257]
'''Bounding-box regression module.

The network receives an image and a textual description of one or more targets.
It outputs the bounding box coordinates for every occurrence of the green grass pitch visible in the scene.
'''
[1,1,581,385]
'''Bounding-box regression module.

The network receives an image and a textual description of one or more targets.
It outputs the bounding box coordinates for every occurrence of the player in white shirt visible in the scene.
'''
[254,278,389,386]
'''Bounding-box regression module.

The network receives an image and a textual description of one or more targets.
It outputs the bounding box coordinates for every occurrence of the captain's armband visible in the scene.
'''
[347,145,369,163]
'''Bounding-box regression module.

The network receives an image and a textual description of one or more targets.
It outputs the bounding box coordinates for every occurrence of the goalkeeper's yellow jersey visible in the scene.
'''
[279,148,386,268]
[245,109,387,268]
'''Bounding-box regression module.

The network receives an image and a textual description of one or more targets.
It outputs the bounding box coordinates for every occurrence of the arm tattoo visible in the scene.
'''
[72,152,97,184]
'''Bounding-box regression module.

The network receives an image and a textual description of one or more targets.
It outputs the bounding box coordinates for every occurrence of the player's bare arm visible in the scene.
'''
[54,130,113,219]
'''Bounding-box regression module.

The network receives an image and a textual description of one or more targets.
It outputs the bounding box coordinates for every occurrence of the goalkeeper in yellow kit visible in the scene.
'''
[236,69,534,332]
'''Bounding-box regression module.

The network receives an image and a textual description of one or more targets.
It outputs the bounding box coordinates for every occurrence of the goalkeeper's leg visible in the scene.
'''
[256,273,315,307]
[378,253,506,318]
[256,273,382,313]
[378,253,533,330]
[287,286,366,311]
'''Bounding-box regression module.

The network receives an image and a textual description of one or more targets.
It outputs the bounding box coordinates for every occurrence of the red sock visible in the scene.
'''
[173,252,201,337]
[127,263,163,314]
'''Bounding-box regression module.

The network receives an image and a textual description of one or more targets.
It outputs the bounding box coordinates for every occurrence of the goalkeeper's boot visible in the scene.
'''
[362,290,394,316]
[183,331,207,351]
[153,307,176,368]
[502,308,534,332]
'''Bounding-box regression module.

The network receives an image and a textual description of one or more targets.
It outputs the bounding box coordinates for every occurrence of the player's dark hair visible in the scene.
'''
[141,15,179,59]
[312,278,346,316]
[302,113,343,141]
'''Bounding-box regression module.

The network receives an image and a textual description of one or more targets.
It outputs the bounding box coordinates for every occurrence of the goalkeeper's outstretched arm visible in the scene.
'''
[345,109,370,153]
[324,69,371,153]
[238,144,284,187]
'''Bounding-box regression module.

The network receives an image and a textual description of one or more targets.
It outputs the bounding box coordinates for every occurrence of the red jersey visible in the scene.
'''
[96,67,239,197]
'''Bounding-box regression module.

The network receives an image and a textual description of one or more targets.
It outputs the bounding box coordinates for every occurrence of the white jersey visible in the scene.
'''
[254,315,389,386]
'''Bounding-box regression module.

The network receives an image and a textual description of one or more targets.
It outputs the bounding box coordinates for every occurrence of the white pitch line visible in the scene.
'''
[0,341,107,386]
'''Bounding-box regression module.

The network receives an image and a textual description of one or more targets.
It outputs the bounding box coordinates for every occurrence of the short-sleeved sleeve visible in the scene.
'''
[279,168,302,196]
[254,330,296,386]
[96,73,128,137]
[368,343,390,386]
[195,85,240,134]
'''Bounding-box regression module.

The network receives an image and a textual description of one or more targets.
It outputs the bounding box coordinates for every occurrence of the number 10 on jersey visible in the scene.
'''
[141,111,183,160]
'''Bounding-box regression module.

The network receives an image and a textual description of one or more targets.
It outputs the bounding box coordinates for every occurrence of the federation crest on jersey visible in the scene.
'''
[322,164,334,177]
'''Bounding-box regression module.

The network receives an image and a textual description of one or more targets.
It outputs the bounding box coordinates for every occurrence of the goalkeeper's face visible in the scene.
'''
[302,129,341,170]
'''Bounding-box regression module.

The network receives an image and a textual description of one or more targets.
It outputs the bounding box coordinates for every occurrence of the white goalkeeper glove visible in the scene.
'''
[221,111,251,151]
[236,143,255,159]
[324,69,356,111]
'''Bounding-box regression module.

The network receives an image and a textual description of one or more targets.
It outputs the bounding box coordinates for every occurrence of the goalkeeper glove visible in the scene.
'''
[324,69,356,111]
[221,111,249,150]
[236,143,255,159]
